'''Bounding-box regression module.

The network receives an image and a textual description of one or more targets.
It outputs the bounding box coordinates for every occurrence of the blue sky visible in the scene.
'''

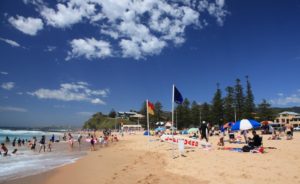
[0,0,300,127]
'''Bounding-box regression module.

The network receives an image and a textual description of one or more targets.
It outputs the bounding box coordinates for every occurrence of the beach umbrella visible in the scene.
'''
[231,119,261,131]
[188,128,198,133]
[155,127,166,132]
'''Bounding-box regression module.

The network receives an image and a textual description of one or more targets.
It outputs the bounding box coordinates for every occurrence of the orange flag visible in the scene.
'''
[147,101,154,115]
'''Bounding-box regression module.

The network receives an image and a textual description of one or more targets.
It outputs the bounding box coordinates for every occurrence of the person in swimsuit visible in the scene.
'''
[90,135,95,151]
[1,143,8,156]
[39,135,46,153]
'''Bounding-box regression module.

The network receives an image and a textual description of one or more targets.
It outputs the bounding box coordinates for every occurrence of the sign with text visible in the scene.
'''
[160,135,201,148]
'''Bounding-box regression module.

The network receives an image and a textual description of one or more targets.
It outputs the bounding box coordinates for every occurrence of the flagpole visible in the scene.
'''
[146,100,150,145]
[171,84,175,158]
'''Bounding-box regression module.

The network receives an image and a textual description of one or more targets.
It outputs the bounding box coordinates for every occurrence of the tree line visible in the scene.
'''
[138,76,275,129]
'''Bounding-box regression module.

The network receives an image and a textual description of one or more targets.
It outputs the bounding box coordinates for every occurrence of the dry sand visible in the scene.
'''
[4,132,300,184]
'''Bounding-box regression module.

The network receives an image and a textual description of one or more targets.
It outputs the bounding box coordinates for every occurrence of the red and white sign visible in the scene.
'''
[160,135,201,148]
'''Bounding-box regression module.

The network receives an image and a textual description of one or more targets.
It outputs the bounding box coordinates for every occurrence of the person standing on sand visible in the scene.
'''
[39,135,46,153]
[77,134,82,148]
[199,121,209,142]
[90,135,96,151]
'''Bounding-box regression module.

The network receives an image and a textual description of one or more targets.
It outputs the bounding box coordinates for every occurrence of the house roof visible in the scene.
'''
[279,111,299,115]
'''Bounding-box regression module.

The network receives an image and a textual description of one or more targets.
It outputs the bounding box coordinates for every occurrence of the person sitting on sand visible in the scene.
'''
[268,129,280,140]
[1,143,8,156]
[248,130,262,148]
[114,135,119,142]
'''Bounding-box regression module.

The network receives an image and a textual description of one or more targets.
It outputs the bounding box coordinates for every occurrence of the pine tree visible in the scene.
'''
[175,98,191,128]
[223,86,235,122]
[257,99,275,121]
[211,83,224,126]
[243,76,255,119]
[190,101,200,127]
[234,78,244,120]
[201,102,211,123]
[154,101,163,123]
[108,108,117,118]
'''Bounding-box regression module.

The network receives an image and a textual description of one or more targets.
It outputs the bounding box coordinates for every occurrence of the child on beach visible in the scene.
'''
[98,136,104,147]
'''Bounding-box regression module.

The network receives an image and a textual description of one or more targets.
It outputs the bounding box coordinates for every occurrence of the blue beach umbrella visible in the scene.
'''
[231,119,261,131]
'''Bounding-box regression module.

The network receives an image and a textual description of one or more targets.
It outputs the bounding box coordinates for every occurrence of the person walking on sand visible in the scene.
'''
[199,121,209,142]
[39,135,46,153]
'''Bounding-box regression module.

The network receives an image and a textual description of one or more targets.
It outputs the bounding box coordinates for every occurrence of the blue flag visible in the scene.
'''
[174,86,183,104]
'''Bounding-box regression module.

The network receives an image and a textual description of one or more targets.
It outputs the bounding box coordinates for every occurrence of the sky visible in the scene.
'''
[0,0,300,127]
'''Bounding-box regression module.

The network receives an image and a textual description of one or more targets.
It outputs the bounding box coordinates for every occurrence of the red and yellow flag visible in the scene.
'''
[147,101,154,115]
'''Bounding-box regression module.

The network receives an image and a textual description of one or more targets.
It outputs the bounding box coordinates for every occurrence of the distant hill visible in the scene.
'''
[271,106,300,114]
[83,112,136,129]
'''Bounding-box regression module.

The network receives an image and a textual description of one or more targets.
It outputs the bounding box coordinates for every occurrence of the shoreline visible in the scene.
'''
[3,132,300,184]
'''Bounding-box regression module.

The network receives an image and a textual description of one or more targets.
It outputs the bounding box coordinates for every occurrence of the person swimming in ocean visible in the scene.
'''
[39,135,46,153]
[68,133,74,149]
[1,143,8,156]
[5,136,10,143]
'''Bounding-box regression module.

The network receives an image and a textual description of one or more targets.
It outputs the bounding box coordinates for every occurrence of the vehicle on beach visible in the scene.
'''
[294,127,300,131]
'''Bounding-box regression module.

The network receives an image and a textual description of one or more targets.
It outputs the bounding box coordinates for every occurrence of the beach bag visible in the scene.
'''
[242,145,251,152]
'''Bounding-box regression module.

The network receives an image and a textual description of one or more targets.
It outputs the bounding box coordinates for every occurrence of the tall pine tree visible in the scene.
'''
[234,78,244,120]
[223,86,235,122]
[154,101,163,123]
[211,83,224,126]
[257,99,275,121]
[243,76,255,119]
[201,102,211,123]
[190,101,200,126]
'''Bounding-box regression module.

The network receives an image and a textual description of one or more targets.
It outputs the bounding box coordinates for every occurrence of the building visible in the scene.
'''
[274,111,300,127]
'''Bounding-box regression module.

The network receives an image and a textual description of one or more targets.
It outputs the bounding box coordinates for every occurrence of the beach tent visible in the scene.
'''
[231,119,261,131]
[188,128,198,133]
[143,131,150,136]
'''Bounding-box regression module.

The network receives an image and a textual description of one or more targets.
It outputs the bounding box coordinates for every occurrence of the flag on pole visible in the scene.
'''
[174,86,183,104]
[147,101,155,115]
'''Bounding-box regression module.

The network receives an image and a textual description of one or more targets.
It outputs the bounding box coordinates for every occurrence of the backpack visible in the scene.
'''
[242,145,251,152]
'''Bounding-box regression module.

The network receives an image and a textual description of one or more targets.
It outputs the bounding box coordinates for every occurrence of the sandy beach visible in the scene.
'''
[4,132,300,184]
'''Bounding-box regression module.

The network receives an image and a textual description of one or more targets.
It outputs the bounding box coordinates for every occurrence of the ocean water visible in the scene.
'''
[0,129,87,182]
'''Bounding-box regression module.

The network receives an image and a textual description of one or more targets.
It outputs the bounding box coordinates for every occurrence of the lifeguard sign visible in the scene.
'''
[160,134,201,148]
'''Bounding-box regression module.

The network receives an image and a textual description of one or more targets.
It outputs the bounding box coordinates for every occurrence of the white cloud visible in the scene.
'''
[40,1,96,28]
[19,0,228,60]
[1,71,9,75]
[45,46,56,52]
[8,15,44,36]
[0,37,21,47]
[1,82,15,90]
[28,82,109,105]
[66,38,112,60]
[277,93,284,97]
[271,90,300,106]
[0,106,27,112]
